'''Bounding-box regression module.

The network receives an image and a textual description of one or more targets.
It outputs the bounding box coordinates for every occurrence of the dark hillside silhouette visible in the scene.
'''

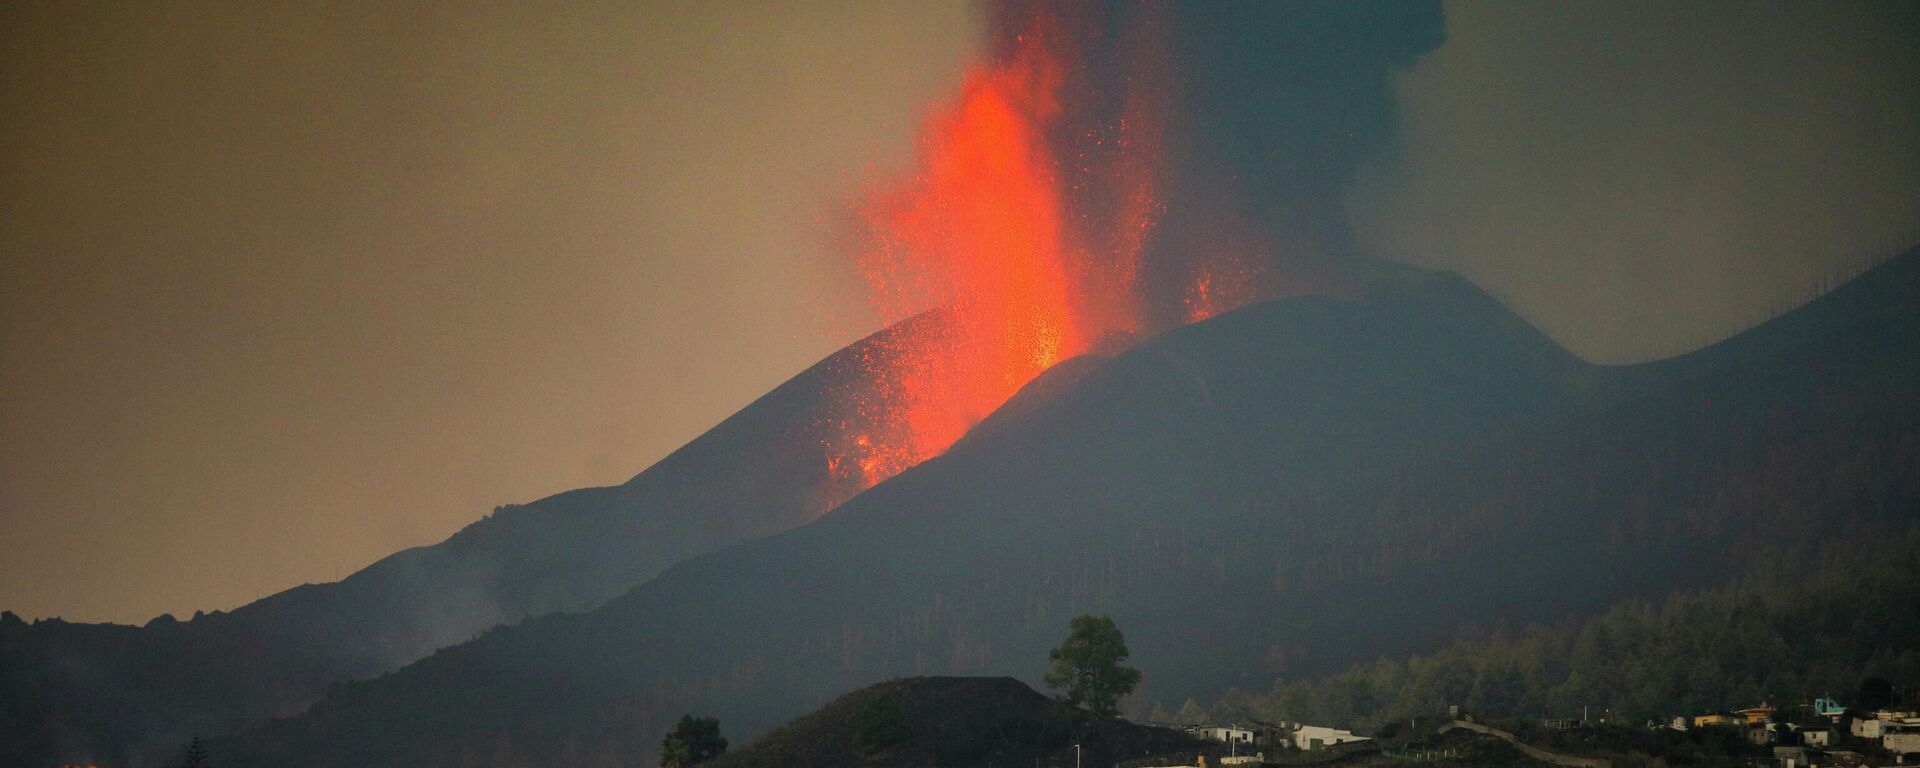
[212,250,1920,767]
[710,677,1216,768]
[0,315,942,767]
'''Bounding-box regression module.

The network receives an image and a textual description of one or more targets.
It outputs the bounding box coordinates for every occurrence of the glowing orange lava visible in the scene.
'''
[823,5,1262,493]
[831,24,1088,486]
[826,20,1134,488]
[1184,248,1267,324]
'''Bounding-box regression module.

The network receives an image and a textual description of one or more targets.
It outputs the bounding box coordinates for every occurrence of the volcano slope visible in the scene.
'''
[221,251,1919,768]
[0,316,952,768]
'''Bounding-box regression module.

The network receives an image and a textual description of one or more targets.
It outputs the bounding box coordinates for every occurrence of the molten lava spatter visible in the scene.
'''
[1185,248,1268,324]
[823,3,1271,494]
[832,25,1097,488]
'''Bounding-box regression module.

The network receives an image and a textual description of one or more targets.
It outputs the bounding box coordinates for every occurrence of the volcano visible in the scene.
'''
[0,314,956,767]
[191,249,1920,768]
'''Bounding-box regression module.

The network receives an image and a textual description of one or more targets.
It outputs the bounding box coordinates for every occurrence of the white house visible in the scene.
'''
[1885,712,1920,728]
[1188,724,1257,747]
[1858,711,1920,740]
[1884,714,1920,757]
[1291,724,1370,751]
[1800,728,1834,747]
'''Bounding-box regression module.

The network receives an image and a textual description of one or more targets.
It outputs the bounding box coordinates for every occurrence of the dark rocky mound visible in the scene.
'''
[712,677,1217,768]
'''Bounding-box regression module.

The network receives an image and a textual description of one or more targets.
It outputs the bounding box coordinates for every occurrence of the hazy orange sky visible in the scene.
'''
[4,1,1916,624]
[1,0,982,623]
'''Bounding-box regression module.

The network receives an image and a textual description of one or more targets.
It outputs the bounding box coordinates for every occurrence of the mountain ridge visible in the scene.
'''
[0,312,936,767]
[210,249,1919,767]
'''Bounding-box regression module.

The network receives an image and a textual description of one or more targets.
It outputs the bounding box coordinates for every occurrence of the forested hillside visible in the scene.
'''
[1211,534,1920,732]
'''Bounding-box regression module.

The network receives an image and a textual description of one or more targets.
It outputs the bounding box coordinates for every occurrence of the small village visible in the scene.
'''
[1156,697,1920,768]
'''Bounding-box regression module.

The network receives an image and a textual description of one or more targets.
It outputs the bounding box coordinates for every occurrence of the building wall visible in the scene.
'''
[1192,726,1255,745]
[1293,725,1367,751]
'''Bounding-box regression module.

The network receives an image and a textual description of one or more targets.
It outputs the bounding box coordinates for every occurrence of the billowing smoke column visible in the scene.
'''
[824,0,1445,491]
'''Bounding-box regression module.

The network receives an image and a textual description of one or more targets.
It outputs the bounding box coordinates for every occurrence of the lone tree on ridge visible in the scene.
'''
[660,714,727,767]
[1045,614,1142,719]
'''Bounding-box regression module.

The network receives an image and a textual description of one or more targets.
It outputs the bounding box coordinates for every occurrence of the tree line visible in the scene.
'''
[1205,534,1920,732]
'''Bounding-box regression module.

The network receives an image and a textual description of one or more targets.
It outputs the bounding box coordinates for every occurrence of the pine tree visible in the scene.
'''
[1045,615,1143,719]
[1175,698,1209,725]
[181,736,210,768]
[660,715,727,767]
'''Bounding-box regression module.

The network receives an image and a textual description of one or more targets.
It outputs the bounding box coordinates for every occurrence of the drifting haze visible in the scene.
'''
[1350,0,1920,363]
[0,0,980,623]
[2,0,1915,624]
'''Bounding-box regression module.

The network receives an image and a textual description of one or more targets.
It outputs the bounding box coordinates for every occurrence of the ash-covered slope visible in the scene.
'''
[711,676,1214,768]
[0,317,928,768]
[215,250,1920,768]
